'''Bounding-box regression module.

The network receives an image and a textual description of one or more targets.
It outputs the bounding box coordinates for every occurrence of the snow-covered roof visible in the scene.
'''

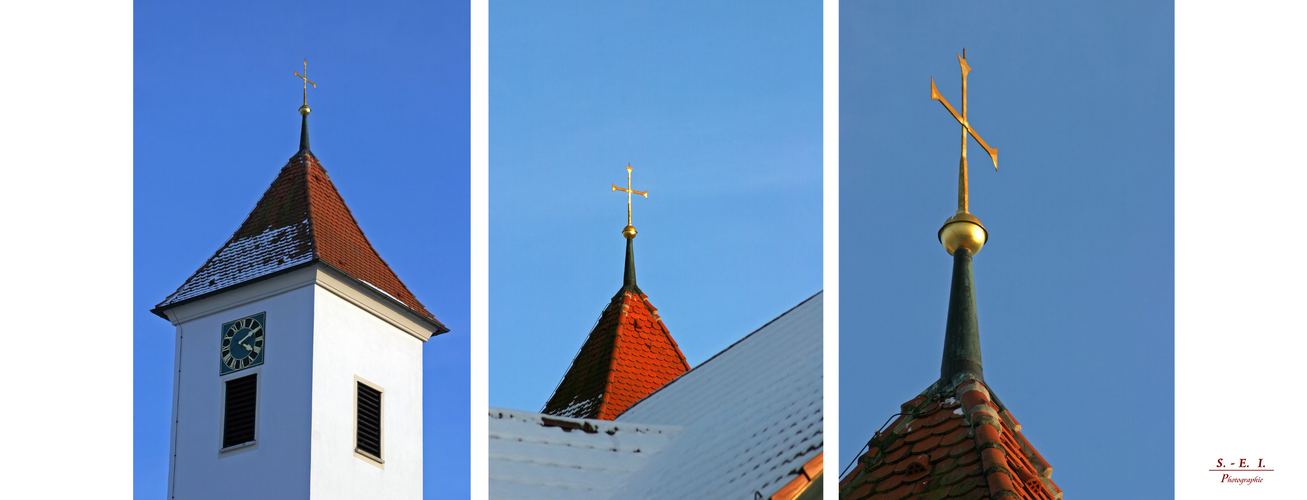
[160,221,314,305]
[489,291,823,499]
[488,408,681,500]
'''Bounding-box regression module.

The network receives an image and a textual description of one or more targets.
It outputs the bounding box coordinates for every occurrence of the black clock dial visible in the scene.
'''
[220,314,265,373]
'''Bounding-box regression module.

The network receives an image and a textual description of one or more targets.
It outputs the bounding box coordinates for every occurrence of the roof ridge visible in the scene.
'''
[633,289,689,371]
[300,153,321,262]
[593,291,633,419]
[955,380,1060,499]
[301,156,430,313]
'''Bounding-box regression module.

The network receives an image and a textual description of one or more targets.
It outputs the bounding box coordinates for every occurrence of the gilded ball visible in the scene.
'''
[939,218,987,256]
[299,104,311,116]
[622,225,638,239]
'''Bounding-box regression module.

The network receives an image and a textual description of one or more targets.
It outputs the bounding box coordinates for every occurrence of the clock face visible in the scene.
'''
[220,312,265,374]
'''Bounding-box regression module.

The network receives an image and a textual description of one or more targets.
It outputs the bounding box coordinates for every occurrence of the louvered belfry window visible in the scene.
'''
[222,374,258,448]
[356,381,383,459]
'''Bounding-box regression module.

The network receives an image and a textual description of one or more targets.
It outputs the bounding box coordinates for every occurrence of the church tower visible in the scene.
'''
[153,64,448,500]
[541,165,690,420]
[839,52,1061,500]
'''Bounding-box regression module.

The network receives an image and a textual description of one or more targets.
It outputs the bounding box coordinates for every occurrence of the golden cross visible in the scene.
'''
[931,49,997,215]
[294,59,316,107]
[611,163,648,230]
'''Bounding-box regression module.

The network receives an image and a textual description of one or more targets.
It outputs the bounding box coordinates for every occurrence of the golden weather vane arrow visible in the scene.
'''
[294,58,316,116]
[931,49,997,215]
[932,49,998,256]
[611,163,648,239]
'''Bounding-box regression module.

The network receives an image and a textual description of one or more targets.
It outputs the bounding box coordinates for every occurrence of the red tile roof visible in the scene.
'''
[542,286,690,420]
[772,452,824,500]
[839,379,1061,500]
[154,151,445,332]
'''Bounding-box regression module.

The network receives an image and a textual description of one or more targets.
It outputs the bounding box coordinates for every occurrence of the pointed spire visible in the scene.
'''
[840,53,1066,500]
[622,236,639,291]
[294,58,316,155]
[612,163,647,291]
[939,247,983,385]
[931,50,997,388]
[298,107,311,153]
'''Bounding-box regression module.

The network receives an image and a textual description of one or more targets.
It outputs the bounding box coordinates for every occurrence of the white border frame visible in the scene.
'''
[822,1,839,497]
[470,1,490,499]
[1175,2,1305,498]
[5,2,133,497]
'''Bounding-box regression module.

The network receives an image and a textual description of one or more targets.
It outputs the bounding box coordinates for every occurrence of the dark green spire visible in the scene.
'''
[298,108,311,154]
[622,237,639,291]
[939,247,983,385]
[294,59,315,154]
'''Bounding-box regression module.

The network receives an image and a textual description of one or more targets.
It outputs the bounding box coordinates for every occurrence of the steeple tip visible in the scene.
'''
[294,59,316,154]
[612,163,647,291]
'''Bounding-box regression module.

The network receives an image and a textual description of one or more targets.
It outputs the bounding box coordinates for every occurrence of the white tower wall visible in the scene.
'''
[308,285,425,499]
[167,273,316,499]
[164,265,432,500]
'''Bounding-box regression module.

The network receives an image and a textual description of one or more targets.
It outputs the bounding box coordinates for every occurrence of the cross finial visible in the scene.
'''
[294,59,317,116]
[932,50,998,256]
[930,49,997,215]
[611,163,648,239]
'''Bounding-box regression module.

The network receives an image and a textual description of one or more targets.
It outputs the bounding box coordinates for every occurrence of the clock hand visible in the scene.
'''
[238,331,254,344]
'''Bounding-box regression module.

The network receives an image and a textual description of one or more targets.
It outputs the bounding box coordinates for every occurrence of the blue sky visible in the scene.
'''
[838,1,1173,497]
[488,1,822,411]
[133,1,469,498]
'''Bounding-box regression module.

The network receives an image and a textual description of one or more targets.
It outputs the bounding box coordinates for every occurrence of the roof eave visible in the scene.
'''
[150,260,318,321]
[151,259,450,337]
[316,260,450,336]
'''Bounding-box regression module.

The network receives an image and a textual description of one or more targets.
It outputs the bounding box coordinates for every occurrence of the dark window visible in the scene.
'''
[222,374,258,448]
[356,382,383,459]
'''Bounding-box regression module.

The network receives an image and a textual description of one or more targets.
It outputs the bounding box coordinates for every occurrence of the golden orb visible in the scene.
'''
[938,213,987,256]
[622,225,638,239]
[299,104,311,116]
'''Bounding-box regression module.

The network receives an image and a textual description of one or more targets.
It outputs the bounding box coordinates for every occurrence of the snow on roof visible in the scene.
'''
[489,291,823,499]
[613,291,823,499]
[488,408,681,500]
[158,221,314,305]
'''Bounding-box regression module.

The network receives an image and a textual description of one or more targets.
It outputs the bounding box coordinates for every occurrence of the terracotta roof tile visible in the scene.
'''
[154,152,445,331]
[542,286,689,420]
[839,380,1061,500]
[770,452,823,500]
